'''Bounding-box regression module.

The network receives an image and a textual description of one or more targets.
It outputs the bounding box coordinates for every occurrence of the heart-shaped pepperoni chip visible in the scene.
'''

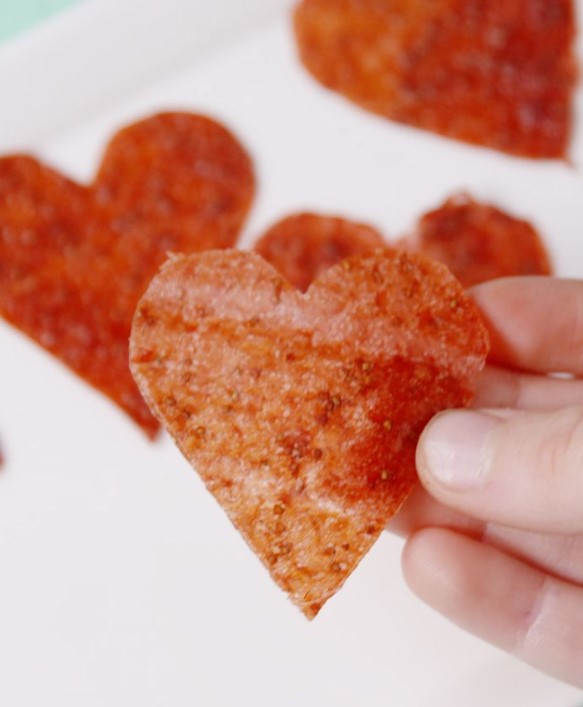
[0,113,255,437]
[130,249,489,617]
[252,199,551,293]
[399,194,552,287]
[254,212,387,292]
[294,0,577,158]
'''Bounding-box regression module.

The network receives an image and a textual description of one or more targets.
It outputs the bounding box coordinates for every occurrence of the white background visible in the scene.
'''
[0,1,582,705]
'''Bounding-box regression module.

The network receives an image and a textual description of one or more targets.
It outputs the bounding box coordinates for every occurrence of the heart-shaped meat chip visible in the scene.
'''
[130,249,489,617]
[294,0,577,158]
[252,199,551,293]
[254,212,387,292]
[399,194,552,287]
[0,113,255,436]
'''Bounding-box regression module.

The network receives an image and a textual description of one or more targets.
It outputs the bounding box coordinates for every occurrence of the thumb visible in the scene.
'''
[416,405,583,533]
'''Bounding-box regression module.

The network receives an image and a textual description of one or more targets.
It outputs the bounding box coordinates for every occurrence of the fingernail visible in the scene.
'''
[418,411,500,489]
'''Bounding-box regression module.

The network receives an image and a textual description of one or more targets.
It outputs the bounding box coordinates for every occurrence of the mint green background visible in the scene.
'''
[0,0,82,43]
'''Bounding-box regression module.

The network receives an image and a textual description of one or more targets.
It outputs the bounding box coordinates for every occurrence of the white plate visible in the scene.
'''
[1,2,582,706]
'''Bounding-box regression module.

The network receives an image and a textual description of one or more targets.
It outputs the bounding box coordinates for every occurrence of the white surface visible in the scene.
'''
[1,2,583,706]
[0,0,292,151]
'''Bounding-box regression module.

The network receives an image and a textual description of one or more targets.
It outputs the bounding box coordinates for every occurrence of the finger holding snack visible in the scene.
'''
[130,248,489,617]
[397,277,583,688]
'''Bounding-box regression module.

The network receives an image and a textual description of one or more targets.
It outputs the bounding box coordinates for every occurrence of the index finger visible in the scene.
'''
[470,277,583,376]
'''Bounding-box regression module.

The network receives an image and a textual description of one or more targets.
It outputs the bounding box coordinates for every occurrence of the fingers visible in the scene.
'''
[484,524,583,586]
[404,278,583,687]
[473,365,583,410]
[391,486,583,586]
[403,528,583,689]
[416,405,583,533]
[389,484,482,538]
[470,278,583,375]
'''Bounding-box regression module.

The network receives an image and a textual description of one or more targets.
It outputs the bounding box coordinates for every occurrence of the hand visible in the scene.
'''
[393,277,583,689]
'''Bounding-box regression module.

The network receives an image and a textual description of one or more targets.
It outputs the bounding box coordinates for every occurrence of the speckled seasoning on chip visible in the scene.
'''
[254,212,387,291]
[400,194,552,287]
[130,249,489,617]
[294,0,577,158]
[0,113,255,437]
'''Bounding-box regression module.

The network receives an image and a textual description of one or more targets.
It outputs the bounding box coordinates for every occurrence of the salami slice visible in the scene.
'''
[0,113,255,436]
[294,0,577,158]
[130,249,488,616]
[400,194,552,287]
[254,212,387,291]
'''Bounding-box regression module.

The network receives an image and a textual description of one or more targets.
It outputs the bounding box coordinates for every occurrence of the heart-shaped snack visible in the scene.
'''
[130,249,489,617]
[294,0,577,158]
[252,199,551,293]
[0,113,255,437]
[399,194,552,287]
[254,212,386,292]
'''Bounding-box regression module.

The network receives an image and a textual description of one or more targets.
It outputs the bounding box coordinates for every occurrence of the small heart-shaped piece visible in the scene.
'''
[0,113,255,436]
[254,212,386,291]
[130,249,488,617]
[252,200,551,293]
[294,0,577,158]
[399,194,552,287]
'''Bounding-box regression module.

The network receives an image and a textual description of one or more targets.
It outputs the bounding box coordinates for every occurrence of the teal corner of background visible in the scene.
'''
[0,0,82,44]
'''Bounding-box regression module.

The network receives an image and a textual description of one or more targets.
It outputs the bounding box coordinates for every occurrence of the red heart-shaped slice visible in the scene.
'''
[253,199,551,292]
[400,194,552,287]
[0,113,255,436]
[294,0,577,158]
[254,212,386,291]
[130,249,488,617]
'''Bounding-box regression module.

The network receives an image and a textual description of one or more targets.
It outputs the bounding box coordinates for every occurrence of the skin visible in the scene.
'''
[392,277,583,688]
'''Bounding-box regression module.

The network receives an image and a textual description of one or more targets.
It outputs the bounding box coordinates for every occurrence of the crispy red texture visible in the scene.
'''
[254,212,387,291]
[400,194,552,287]
[0,113,254,437]
[254,199,551,293]
[130,249,489,617]
[294,0,577,158]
